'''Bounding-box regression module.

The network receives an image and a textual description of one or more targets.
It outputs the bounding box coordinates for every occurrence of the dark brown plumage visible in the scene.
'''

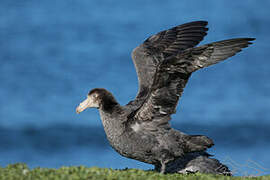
[76,21,255,174]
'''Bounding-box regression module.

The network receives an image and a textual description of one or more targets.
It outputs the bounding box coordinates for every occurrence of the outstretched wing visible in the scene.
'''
[131,21,209,99]
[135,38,255,128]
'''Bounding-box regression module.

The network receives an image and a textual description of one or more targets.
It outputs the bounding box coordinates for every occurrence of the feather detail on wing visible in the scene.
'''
[143,21,209,57]
[131,21,209,100]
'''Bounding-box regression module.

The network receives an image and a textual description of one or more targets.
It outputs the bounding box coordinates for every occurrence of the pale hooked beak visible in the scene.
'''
[76,96,92,114]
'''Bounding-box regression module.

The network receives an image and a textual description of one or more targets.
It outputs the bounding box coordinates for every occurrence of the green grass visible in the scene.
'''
[0,163,269,180]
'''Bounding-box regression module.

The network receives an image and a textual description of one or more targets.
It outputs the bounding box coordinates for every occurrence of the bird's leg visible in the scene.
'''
[160,162,166,174]
[160,159,170,174]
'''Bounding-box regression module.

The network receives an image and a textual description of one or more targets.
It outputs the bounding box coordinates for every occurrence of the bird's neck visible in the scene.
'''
[98,94,126,139]
[99,94,119,113]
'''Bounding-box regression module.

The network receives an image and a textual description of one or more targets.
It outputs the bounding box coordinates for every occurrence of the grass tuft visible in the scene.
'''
[0,163,269,180]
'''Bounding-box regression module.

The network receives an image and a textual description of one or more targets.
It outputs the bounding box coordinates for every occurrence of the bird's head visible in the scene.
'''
[76,88,118,113]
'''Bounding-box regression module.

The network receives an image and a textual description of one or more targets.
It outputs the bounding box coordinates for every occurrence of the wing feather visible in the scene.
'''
[134,38,255,128]
[131,21,209,100]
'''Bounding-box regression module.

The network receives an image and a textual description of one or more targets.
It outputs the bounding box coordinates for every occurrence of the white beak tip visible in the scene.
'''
[76,107,81,114]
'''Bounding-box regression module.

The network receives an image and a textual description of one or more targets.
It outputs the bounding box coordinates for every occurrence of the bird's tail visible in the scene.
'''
[183,135,214,153]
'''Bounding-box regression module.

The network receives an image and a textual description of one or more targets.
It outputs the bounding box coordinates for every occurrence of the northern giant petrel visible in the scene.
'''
[76,21,254,173]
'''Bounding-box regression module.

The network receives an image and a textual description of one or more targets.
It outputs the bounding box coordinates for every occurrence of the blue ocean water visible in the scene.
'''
[0,0,269,176]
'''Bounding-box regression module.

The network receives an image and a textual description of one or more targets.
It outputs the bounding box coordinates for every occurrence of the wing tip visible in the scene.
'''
[247,37,256,41]
[248,38,256,44]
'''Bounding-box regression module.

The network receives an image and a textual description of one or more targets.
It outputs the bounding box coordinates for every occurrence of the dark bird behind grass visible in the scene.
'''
[76,21,255,174]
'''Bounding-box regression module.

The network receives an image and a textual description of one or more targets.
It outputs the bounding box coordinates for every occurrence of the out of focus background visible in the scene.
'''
[0,0,269,176]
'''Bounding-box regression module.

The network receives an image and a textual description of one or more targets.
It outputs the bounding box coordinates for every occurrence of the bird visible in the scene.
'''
[76,21,255,173]
[156,152,231,175]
